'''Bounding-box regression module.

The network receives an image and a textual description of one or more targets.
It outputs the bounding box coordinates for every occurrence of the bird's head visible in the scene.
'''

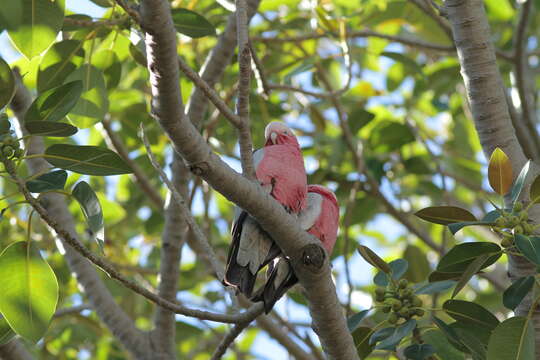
[264,121,299,147]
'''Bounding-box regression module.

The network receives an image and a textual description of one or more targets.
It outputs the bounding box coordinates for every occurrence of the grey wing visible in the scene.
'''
[297,192,323,230]
[236,215,274,275]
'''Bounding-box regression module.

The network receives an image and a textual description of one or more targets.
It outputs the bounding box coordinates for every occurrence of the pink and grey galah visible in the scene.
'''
[252,184,339,313]
[223,122,307,297]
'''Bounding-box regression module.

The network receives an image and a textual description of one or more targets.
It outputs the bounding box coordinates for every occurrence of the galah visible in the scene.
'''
[224,122,307,296]
[252,184,339,313]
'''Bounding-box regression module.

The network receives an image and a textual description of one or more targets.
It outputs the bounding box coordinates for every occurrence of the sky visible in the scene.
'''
[0,1,439,359]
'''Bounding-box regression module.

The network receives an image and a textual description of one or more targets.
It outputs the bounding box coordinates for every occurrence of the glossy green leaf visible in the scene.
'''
[443,300,499,331]
[452,253,490,298]
[403,245,431,282]
[348,108,375,134]
[0,241,58,342]
[382,51,424,77]
[25,81,83,122]
[0,58,15,109]
[92,49,121,89]
[404,343,436,360]
[503,276,534,310]
[509,160,530,205]
[347,310,370,332]
[436,242,501,273]
[357,245,391,273]
[433,317,465,351]
[428,271,463,282]
[487,317,534,360]
[452,325,487,359]
[375,319,416,350]
[64,65,108,128]
[171,8,216,38]
[369,121,415,153]
[415,206,476,225]
[0,316,15,346]
[25,121,78,137]
[530,175,540,204]
[447,220,495,235]
[0,2,23,31]
[414,280,456,295]
[374,259,408,286]
[72,181,104,249]
[422,329,465,360]
[488,147,513,195]
[352,326,374,359]
[37,40,85,92]
[7,0,65,59]
[514,234,540,265]
[44,144,132,176]
[0,116,11,136]
[26,170,67,192]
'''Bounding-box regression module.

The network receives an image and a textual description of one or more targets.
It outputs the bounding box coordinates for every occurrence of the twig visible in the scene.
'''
[177,57,241,127]
[210,308,263,360]
[114,0,141,24]
[248,39,271,97]
[235,0,256,180]
[4,157,262,323]
[513,0,540,154]
[102,117,164,209]
[63,16,128,28]
[54,304,92,317]
[140,124,224,280]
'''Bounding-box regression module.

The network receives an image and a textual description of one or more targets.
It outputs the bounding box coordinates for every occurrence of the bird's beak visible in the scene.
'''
[270,132,278,144]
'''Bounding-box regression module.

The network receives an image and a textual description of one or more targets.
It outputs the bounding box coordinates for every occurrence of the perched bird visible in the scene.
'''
[224,122,307,296]
[252,185,339,313]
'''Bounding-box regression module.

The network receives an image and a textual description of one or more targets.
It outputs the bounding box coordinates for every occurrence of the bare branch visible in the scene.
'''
[0,339,34,360]
[248,40,271,97]
[139,0,359,357]
[141,125,224,280]
[54,304,92,318]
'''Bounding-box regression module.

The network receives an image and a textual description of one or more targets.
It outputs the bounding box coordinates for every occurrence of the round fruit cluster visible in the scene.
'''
[374,279,424,324]
[492,202,531,248]
[0,134,23,160]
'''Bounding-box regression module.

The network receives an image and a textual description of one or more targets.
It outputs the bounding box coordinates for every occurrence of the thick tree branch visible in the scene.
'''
[0,339,33,360]
[139,0,358,358]
[151,155,189,359]
[10,71,154,360]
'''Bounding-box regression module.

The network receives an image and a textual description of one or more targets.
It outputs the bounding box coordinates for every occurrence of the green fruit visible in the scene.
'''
[399,308,409,317]
[510,216,519,226]
[514,225,523,235]
[388,313,398,324]
[392,300,402,311]
[415,309,425,317]
[2,146,13,156]
[501,237,513,248]
[398,279,408,288]
[412,297,422,307]
[375,288,385,296]
[513,202,523,212]
[495,217,506,228]
[382,305,391,313]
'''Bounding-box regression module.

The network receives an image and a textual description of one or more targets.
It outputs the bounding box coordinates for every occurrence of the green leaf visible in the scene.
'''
[0,2,23,31]
[447,220,494,235]
[415,206,476,225]
[382,51,424,77]
[7,0,65,59]
[375,319,416,350]
[374,259,409,286]
[509,160,530,205]
[422,329,465,360]
[25,121,78,137]
[0,241,58,342]
[0,116,11,136]
[26,170,67,193]
[514,234,540,265]
[414,280,456,295]
[443,300,499,331]
[369,327,394,345]
[72,181,104,249]
[357,245,391,273]
[348,108,375,134]
[436,242,501,273]
[171,8,216,38]
[451,253,491,298]
[403,343,436,360]
[352,326,374,359]
[347,310,370,332]
[91,49,121,89]
[452,325,487,359]
[37,39,85,92]
[488,147,513,195]
[0,57,15,109]
[369,121,415,153]
[433,317,465,351]
[44,144,132,176]
[482,210,502,222]
[0,316,15,346]
[530,175,540,204]
[25,81,83,122]
[428,271,463,282]
[64,65,109,128]
[503,276,534,310]
[487,317,535,360]
[403,245,431,282]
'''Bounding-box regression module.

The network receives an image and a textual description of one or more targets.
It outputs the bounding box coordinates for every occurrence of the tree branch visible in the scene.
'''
[10,71,154,360]
[0,339,34,360]
[139,0,358,357]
